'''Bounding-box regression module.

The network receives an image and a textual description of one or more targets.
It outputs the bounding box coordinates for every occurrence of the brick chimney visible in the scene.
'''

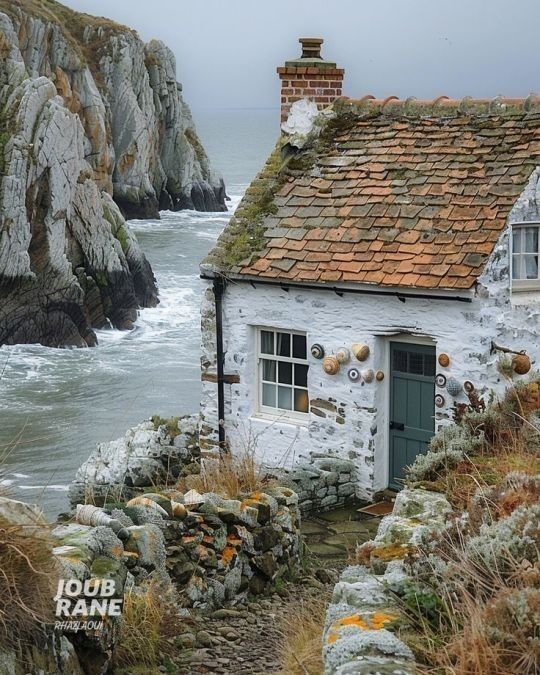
[277,37,344,123]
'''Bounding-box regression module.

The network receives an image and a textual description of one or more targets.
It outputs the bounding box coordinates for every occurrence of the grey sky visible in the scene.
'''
[63,0,539,111]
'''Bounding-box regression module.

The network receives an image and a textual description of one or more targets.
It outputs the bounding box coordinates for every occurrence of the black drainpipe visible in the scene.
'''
[212,276,227,451]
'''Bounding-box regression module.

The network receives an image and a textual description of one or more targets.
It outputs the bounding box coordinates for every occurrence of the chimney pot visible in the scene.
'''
[277,37,344,125]
[299,37,324,60]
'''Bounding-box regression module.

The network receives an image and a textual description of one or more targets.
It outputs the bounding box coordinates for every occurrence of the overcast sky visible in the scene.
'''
[63,0,539,111]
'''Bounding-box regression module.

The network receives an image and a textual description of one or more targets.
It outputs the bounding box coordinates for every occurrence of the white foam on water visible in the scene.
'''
[0,189,247,515]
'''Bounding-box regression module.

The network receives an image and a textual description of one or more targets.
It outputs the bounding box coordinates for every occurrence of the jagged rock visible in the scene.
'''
[0,2,225,347]
[68,416,200,505]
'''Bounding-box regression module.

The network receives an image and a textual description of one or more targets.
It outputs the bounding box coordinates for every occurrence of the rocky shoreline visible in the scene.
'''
[0,0,226,347]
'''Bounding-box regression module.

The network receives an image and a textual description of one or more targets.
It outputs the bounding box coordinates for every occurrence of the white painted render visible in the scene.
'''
[200,170,540,499]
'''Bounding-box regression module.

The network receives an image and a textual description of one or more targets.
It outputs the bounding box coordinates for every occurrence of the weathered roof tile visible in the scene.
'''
[205,97,540,290]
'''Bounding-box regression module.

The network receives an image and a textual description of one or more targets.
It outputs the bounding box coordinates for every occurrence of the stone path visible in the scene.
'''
[165,505,381,674]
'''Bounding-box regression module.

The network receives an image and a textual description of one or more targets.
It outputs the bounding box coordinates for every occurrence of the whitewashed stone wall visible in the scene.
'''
[200,175,540,498]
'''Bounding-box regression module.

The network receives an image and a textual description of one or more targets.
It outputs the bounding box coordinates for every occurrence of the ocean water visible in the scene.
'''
[0,108,278,517]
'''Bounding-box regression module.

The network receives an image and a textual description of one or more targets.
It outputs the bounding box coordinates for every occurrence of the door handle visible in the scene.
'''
[390,421,405,431]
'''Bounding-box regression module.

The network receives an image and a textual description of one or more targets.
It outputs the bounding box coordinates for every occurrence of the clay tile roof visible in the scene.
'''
[203,96,540,290]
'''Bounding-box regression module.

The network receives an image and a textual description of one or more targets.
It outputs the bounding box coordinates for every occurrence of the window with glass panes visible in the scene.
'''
[512,224,540,288]
[258,329,309,418]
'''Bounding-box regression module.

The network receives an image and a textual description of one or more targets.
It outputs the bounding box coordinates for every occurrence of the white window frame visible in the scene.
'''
[511,222,540,291]
[256,327,310,423]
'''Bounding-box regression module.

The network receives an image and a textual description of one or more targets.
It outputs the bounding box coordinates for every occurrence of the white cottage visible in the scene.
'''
[199,40,540,499]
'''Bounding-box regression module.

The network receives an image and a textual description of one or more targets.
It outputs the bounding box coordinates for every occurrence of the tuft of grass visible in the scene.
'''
[276,594,328,675]
[113,580,180,673]
[150,415,181,440]
[178,447,272,499]
[0,513,59,649]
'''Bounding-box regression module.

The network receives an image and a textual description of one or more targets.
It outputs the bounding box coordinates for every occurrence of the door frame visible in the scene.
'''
[378,334,436,491]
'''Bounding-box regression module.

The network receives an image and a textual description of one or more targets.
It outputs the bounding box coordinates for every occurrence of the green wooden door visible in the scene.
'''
[389,342,436,490]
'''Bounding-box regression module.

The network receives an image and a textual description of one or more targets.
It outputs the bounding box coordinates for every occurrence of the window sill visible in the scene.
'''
[250,412,310,428]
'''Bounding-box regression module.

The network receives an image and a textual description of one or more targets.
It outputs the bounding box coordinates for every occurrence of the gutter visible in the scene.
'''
[212,276,227,451]
[201,273,473,304]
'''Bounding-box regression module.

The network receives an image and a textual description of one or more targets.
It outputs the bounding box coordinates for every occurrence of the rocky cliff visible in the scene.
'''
[0,0,225,347]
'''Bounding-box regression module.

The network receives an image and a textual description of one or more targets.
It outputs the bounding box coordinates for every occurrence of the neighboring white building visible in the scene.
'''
[199,40,540,500]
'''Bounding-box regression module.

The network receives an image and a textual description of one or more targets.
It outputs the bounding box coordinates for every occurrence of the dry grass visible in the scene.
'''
[113,580,180,672]
[0,515,59,648]
[178,447,273,499]
[276,594,328,675]
[398,380,540,674]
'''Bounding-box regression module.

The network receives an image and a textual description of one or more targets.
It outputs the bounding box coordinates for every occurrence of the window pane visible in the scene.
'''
[424,354,436,377]
[276,332,291,357]
[294,388,309,413]
[262,359,276,382]
[393,349,408,373]
[262,383,276,407]
[278,361,292,384]
[292,334,307,360]
[409,353,423,375]
[524,227,538,253]
[512,229,522,253]
[524,255,539,280]
[261,330,274,354]
[512,254,521,279]
[295,363,308,387]
[277,386,292,410]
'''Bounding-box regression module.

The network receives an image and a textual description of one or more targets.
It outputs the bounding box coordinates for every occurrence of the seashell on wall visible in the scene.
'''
[438,353,450,368]
[336,347,351,364]
[435,394,445,408]
[512,353,531,375]
[446,377,462,397]
[125,496,169,517]
[322,355,340,375]
[361,369,374,383]
[171,501,188,518]
[352,343,370,361]
[310,343,325,359]
[75,504,129,540]
[348,367,361,382]
[375,370,384,381]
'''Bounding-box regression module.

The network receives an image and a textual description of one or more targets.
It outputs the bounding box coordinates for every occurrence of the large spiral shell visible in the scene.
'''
[322,356,340,375]
[352,343,370,361]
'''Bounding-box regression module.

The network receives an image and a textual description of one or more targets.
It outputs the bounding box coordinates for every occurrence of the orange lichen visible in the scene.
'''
[219,545,237,567]
[371,543,414,562]
[326,611,398,644]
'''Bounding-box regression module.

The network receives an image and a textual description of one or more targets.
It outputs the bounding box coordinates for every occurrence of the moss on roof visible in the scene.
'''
[203,97,540,290]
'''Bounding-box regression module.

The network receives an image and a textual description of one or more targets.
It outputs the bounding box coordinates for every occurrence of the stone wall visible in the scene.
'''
[322,488,451,674]
[281,456,357,514]
[0,482,301,673]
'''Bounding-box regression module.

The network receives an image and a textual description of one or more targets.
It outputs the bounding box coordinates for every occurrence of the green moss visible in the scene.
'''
[115,226,129,253]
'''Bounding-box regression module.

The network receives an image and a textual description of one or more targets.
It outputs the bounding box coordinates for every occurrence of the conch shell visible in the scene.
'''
[352,343,370,361]
[75,504,128,540]
[125,496,169,517]
[322,355,340,375]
